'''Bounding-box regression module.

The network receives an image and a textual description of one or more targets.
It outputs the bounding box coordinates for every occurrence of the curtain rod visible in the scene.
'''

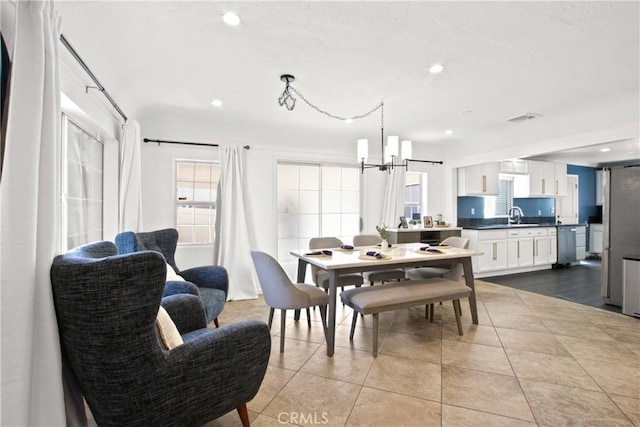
[144,138,250,150]
[60,34,128,122]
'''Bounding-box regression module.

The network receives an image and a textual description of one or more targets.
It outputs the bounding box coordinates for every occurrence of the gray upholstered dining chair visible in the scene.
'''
[51,241,270,427]
[405,236,470,280]
[115,228,228,327]
[251,250,329,353]
[309,237,364,291]
[352,234,406,285]
[404,236,470,321]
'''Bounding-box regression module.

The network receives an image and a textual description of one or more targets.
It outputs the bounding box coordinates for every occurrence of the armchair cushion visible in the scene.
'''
[166,263,185,281]
[156,306,184,350]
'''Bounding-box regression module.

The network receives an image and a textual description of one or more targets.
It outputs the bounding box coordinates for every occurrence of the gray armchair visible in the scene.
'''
[115,228,227,327]
[51,241,270,427]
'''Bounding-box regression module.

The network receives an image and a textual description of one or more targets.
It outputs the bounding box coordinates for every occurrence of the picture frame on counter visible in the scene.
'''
[399,216,408,228]
[423,216,433,228]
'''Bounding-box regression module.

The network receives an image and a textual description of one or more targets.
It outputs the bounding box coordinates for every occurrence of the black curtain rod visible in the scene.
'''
[408,159,444,165]
[60,34,128,122]
[144,138,250,150]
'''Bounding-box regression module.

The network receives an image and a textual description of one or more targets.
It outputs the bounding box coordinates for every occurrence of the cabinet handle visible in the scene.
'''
[492,242,497,260]
[517,241,520,258]
[483,175,487,193]
[555,180,558,195]
[542,179,546,194]
[535,240,539,256]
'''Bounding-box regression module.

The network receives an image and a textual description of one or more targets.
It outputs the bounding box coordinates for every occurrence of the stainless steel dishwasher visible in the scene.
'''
[556,225,577,265]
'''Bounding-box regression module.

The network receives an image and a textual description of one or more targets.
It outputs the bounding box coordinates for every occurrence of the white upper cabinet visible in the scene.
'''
[554,162,568,197]
[514,160,567,197]
[458,162,499,196]
[499,159,529,174]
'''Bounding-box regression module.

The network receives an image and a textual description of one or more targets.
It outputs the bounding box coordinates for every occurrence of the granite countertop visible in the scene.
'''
[387,226,462,232]
[463,223,583,230]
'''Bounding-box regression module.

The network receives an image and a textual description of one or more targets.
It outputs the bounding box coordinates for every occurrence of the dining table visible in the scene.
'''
[290,242,484,356]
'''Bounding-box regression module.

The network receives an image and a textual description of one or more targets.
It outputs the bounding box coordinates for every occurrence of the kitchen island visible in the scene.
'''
[387,226,462,245]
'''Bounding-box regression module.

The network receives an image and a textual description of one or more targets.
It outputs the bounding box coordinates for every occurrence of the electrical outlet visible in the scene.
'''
[471,208,475,215]
[538,209,542,216]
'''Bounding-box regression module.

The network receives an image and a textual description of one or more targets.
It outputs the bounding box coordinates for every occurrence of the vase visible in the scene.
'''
[381,239,389,252]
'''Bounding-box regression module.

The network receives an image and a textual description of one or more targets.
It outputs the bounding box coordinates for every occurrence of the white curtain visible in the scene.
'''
[0,1,67,426]
[213,145,260,300]
[118,119,143,232]
[380,167,407,229]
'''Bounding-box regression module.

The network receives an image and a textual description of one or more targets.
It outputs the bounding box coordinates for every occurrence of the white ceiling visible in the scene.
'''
[54,1,639,166]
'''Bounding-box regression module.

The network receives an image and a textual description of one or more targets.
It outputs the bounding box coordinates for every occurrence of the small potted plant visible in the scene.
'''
[376,225,389,251]
[410,219,421,229]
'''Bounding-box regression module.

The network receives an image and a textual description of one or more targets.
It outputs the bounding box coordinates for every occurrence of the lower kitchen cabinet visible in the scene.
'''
[478,238,508,272]
[507,230,534,268]
[464,227,557,277]
[576,225,586,260]
[589,223,603,255]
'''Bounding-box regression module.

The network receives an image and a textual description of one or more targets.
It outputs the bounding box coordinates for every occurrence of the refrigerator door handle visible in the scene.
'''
[601,247,610,298]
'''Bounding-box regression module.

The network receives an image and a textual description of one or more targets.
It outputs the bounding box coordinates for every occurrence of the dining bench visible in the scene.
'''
[340,279,471,357]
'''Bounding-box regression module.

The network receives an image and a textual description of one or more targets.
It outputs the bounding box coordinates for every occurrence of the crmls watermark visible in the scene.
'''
[278,411,329,425]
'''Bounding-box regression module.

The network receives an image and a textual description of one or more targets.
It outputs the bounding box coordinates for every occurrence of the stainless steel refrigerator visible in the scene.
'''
[601,165,640,307]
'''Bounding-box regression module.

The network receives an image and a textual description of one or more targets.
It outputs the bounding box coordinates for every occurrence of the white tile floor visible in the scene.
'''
[88,280,639,426]
[207,280,639,427]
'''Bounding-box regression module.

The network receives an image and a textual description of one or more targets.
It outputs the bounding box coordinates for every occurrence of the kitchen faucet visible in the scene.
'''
[508,206,524,224]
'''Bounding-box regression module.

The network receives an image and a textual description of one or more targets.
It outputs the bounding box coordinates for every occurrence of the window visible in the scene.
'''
[277,162,360,264]
[484,176,513,218]
[175,160,220,244]
[404,172,427,221]
[61,114,104,249]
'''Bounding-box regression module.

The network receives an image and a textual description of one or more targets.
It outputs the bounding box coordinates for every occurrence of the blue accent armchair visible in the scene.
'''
[115,228,228,326]
[51,241,270,427]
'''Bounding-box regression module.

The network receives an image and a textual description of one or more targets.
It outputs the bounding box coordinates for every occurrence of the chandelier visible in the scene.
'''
[277,74,442,173]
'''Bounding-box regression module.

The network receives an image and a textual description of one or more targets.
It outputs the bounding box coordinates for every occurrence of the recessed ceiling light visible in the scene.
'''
[600,148,611,152]
[222,12,241,26]
[445,129,453,135]
[211,99,223,107]
[429,63,445,74]
[345,118,354,124]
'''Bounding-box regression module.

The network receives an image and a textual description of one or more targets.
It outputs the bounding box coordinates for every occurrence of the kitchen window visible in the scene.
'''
[484,176,513,218]
[404,172,428,221]
[175,160,220,244]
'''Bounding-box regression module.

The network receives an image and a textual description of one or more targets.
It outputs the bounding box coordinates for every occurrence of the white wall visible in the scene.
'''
[137,110,455,268]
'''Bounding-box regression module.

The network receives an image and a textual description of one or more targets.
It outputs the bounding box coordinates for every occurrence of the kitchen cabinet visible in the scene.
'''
[576,225,586,260]
[514,161,567,197]
[554,163,568,197]
[464,226,558,277]
[589,223,603,255]
[458,162,499,196]
[507,229,534,268]
[463,229,508,273]
[548,228,558,264]
[499,160,529,174]
[533,227,553,265]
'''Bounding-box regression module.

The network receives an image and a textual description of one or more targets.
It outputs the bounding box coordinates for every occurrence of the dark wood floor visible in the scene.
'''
[485,258,622,314]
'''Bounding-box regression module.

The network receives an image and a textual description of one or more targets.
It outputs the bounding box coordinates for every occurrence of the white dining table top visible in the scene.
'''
[290,242,483,270]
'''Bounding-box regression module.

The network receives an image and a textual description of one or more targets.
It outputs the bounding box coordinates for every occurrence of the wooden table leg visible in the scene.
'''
[462,258,479,324]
